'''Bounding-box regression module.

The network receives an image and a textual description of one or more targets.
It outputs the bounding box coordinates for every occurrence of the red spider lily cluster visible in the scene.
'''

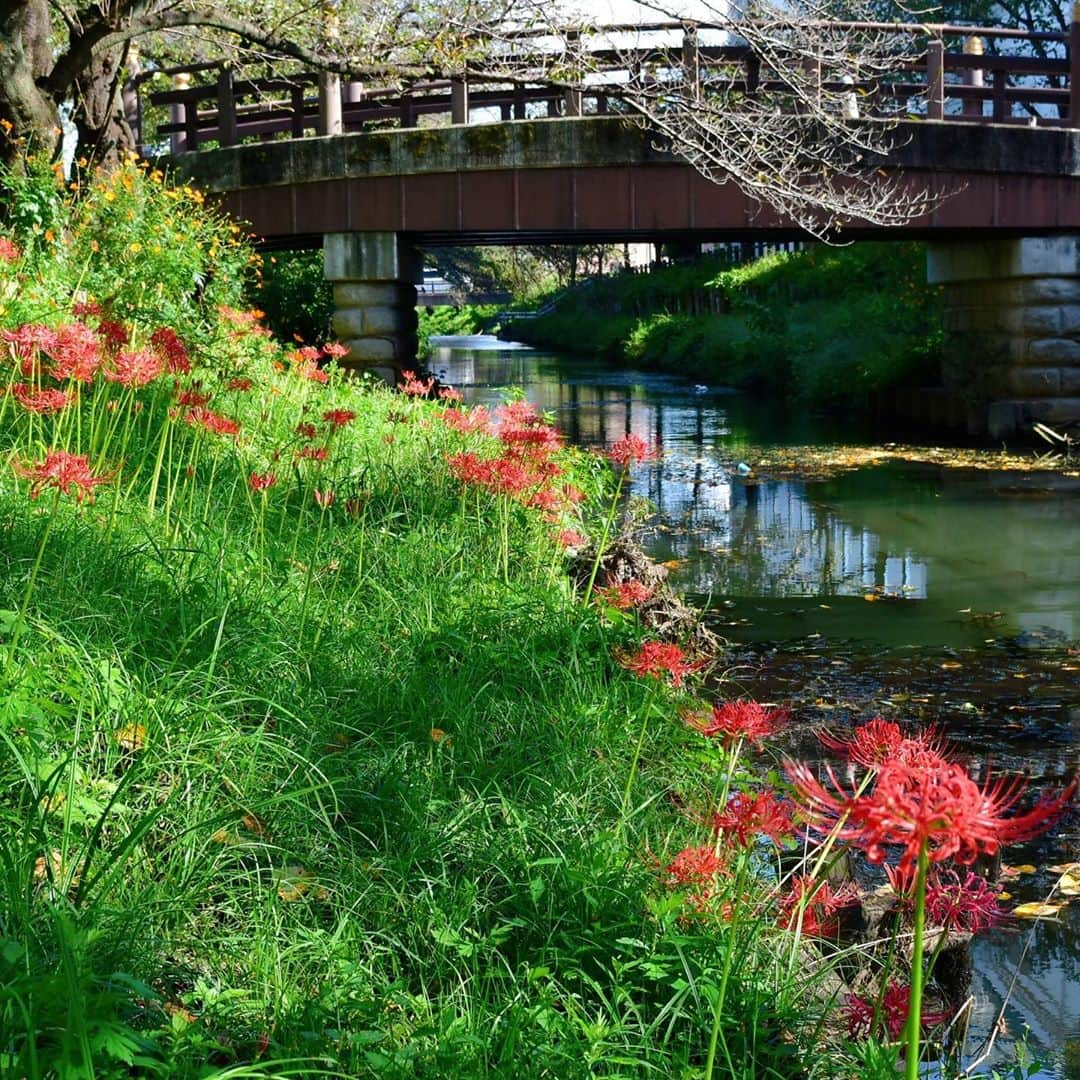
[248,472,277,493]
[649,709,1073,1059]
[618,641,705,688]
[687,699,789,747]
[711,790,795,847]
[13,450,112,503]
[596,578,653,610]
[787,745,1073,877]
[606,433,661,469]
[442,399,587,539]
[0,236,20,264]
[778,875,860,938]
[398,370,436,396]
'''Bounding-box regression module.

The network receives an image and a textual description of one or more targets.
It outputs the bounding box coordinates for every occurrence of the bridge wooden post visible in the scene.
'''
[319,72,343,136]
[216,66,238,147]
[962,36,984,118]
[564,30,583,117]
[682,22,701,101]
[926,38,945,120]
[1071,2,1080,124]
[170,73,191,154]
[324,232,421,384]
[451,76,469,124]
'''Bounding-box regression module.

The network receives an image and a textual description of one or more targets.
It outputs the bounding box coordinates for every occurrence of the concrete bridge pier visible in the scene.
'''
[928,237,1080,438]
[324,232,420,384]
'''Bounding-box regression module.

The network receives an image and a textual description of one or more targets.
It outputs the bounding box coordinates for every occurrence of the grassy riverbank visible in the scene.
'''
[1,158,1055,1080]
[506,244,944,408]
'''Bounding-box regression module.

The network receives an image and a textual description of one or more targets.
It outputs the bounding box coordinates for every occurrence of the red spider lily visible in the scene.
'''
[818,718,945,771]
[313,488,336,509]
[607,433,661,468]
[175,387,211,408]
[227,377,253,392]
[555,528,587,549]
[323,408,356,428]
[150,327,191,374]
[440,405,494,435]
[288,348,329,383]
[845,982,951,1041]
[886,866,1003,932]
[526,486,564,515]
[712,790,795,847]
[398,370,435,396]
[105,349,165,388]
[321,342,348,359]
[49,323,102,383]
[665,844,725,888]
[2,324,56,372]
[295,422,318,441]
[787,758,1075,877]
[296,446,329,462]
[13,450,113,503]
[248,472,277,493]
[446,452,539,498]
[95,319,129,354]
[597,579,654,610]
[438,386,462,402]
[10,384,74,414]
[495,400,541,426]
[0,236,21,263]
[560,484,586,504]
[184,407,239,438]
[500,425,563,459]
[687,700,788,747]
[618,641,704,688]
[664,844,728,912]
[72,299,102,318]
[778,875,860,938]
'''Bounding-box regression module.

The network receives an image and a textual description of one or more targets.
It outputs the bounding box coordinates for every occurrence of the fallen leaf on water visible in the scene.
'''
[662,559,687,570]
[1000,864,1037,879]
[862,593,878,603]
[1056,865,1080,897]
[1048,862,1080,874]
[997,891,1012,901]
[114,723,146,751]
[1012,901,1063,919]
[940,661,963,670]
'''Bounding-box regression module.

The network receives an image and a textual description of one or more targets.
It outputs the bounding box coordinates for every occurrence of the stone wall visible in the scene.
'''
[927,237,1080,437]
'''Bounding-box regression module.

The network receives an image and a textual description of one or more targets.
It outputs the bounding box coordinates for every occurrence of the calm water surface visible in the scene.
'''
[431,336,1080,1078]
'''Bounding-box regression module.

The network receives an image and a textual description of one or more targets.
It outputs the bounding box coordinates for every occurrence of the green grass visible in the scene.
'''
[506,244,944,408]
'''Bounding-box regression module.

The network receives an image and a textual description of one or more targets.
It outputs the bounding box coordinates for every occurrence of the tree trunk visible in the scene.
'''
[72,45,137,170]
[0,0,61,164]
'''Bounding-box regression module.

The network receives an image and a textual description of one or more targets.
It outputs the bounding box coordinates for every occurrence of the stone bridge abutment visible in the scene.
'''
[928,237,1080,437]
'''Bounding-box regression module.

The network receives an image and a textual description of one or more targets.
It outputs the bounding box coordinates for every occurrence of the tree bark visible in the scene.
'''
[0,0,62,163]
[72,44,138,170]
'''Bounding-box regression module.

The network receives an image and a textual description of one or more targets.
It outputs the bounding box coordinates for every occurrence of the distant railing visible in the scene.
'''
[135,17,1079,153]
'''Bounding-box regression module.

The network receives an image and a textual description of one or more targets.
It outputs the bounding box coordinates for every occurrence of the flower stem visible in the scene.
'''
[904,843,930,1080]
[583,470,625,603]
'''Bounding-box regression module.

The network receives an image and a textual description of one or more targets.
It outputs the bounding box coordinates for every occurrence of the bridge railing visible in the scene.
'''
[139,17,1078,153]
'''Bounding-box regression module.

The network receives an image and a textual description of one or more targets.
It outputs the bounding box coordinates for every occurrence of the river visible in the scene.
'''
[430,333,1080,1079]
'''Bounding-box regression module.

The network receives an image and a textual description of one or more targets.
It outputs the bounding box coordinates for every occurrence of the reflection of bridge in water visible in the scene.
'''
[437,341,1080,640]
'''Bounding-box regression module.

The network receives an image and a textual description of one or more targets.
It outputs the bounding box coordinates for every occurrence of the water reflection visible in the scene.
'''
[433,337,1080,646]
[432,336,1080,1077]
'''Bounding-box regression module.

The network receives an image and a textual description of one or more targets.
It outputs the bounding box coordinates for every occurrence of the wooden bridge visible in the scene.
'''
[143,17,1080,435]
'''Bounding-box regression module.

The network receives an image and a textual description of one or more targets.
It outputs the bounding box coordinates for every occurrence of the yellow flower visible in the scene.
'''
[129,242,142,253]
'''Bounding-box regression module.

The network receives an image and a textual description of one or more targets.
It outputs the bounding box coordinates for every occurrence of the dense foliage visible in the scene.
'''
[506,244,944,409]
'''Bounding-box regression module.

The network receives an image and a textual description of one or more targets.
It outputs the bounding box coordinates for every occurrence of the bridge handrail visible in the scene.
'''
[139,15,1079,152]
